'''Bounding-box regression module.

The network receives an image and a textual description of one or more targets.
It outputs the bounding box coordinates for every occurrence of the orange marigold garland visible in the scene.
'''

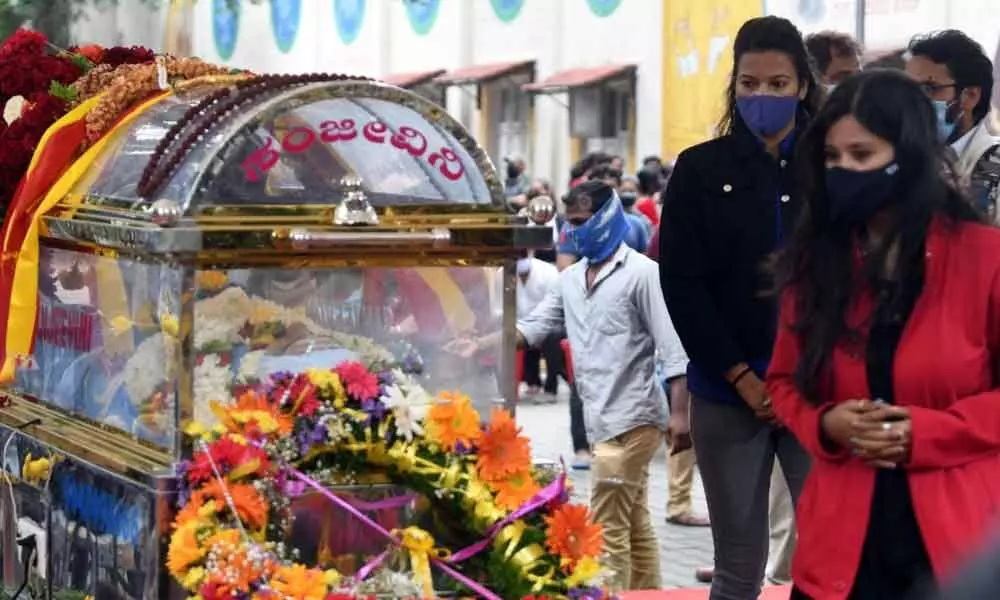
[169,361,617,599]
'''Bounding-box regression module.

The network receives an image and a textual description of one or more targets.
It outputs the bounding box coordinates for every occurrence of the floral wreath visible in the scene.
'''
[168,359,616,599]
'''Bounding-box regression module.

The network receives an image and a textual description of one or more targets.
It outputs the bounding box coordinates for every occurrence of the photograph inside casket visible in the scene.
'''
[0,27,615,600]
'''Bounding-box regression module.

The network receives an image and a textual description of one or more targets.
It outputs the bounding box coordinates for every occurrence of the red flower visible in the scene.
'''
[0,30,47,61]
[101,45,156,67]
[269,372,320,416]
[199,583,224,600]
[335,361,380,401]
[186,438,271,484]
[73,44,104,64]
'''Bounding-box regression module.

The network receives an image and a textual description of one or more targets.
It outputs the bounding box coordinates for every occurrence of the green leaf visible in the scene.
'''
[68,51,94,73]
[48,81,77,102]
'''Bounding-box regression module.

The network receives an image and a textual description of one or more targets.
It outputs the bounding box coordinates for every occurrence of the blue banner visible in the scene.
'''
[405,0,441,35]
[334,0,366,44]
[271,0,302,53]
[586,0,622,18]
[490,0,525,23]
[212,0,240,61]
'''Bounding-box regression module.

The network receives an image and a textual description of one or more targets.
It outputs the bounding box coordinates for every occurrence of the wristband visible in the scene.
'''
[729,366,753,386]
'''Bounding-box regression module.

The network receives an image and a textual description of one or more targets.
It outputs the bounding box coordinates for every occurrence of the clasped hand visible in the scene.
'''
[821,399,912,468]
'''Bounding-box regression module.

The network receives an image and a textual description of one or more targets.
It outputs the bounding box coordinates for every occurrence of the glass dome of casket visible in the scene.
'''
[70,80,503,214]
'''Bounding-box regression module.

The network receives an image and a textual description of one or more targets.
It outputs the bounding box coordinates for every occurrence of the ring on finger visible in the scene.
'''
[881,422,892,432]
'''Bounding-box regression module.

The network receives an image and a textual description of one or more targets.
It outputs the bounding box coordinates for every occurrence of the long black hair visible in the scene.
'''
[718,16,822,136]
[775,69,981,404]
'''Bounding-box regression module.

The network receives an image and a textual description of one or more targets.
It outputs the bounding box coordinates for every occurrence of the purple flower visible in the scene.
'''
[378,370,395,385]
[361,397,387,422]
[569,588,607,600]
[276,470,306,498]
[453,440,474,455]
[297,425,327,455]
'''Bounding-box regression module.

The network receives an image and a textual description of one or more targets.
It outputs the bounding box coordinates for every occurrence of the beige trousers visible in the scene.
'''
[766,461,796,584]
[666,445,696,519]
[591,425,663,592]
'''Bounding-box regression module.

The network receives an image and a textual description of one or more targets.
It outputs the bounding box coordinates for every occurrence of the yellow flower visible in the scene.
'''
[109,315,133,336]
[196,270,228,292]
[229,410,282,434]
[196,500,219,520]
[305,368,346,405]
[167,521,206,577]
[181,566,206,591]
[323,569,341,586]
[565,556,602,587]
[160,313,179,337]
[249,304,277,325]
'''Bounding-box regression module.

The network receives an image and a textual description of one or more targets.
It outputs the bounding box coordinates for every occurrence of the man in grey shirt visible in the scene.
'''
[516,180,690,592]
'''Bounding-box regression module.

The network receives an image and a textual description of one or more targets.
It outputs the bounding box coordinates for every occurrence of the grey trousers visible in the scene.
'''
[691,396,811,600]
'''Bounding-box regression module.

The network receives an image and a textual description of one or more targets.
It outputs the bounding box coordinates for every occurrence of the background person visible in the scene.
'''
[804,30,862,89]
[516,253,561,403]
[770,69,1000,600]
[906,30,1000,219]
[659,16,820,599]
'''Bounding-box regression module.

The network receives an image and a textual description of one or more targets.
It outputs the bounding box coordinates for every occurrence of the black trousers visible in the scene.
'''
[522,333,563,394]
[569,382,589,452]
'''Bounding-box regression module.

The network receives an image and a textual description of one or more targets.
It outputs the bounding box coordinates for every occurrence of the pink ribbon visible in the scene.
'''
[287,468,502,600]
[448,472,567,563]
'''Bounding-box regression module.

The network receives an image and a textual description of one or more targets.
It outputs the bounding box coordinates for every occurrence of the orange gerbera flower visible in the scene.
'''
[166,522,205,576]
[270,564,329,600]
[425,391,481,451]
[477,408,531,481]
[212,391,294,438]
[491,469,540,511]
[544,503,604,563]
[192,481,269,530]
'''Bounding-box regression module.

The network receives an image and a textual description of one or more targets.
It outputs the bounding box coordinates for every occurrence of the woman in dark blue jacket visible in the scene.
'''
[658,16,822,600]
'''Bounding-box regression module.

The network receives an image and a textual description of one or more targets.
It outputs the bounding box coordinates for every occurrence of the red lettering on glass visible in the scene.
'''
[240,138,281,183]
[319,118,358,143]
[240,119,468,183]
[389,126,428,157]
[282,127,316,153]
[362,120,389,144]
[428,148,465,181]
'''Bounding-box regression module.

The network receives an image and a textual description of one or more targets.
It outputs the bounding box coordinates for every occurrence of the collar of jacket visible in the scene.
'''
[730,115,800,161]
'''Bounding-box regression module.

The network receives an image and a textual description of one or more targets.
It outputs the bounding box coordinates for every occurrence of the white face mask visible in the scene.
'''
[516,257,532,275]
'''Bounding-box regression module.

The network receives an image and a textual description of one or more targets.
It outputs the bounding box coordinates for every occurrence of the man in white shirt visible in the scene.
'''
[906,30,1000,219]
[516,255,560,403]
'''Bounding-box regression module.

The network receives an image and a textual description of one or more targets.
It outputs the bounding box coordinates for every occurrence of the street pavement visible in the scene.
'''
[517,387,714,590]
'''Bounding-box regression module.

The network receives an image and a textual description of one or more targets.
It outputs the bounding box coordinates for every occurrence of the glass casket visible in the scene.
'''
[0,79,552,599]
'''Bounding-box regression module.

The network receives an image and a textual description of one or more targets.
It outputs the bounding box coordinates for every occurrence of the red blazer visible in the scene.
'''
[768,219,1000,600]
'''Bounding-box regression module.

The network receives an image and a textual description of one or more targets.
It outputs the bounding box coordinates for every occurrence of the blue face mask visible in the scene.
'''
[736,95,800,138]
[933,99,958,142]
[568,193,629,263]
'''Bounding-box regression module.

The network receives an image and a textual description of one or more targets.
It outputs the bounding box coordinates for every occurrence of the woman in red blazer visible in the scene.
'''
[768,70,1000,600]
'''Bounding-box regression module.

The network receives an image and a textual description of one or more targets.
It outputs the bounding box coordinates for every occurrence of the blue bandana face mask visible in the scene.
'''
[568,192,629,263]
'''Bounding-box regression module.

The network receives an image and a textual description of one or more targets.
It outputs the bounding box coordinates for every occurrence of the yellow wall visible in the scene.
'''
[661,0,763,159]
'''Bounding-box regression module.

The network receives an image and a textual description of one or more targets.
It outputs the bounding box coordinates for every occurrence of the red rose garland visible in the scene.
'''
[0,29,158,220]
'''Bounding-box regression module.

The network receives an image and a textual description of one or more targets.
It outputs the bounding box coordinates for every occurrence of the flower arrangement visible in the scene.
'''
[0,28,245,222]
[168,360,616,599]
[0,29,157,218]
